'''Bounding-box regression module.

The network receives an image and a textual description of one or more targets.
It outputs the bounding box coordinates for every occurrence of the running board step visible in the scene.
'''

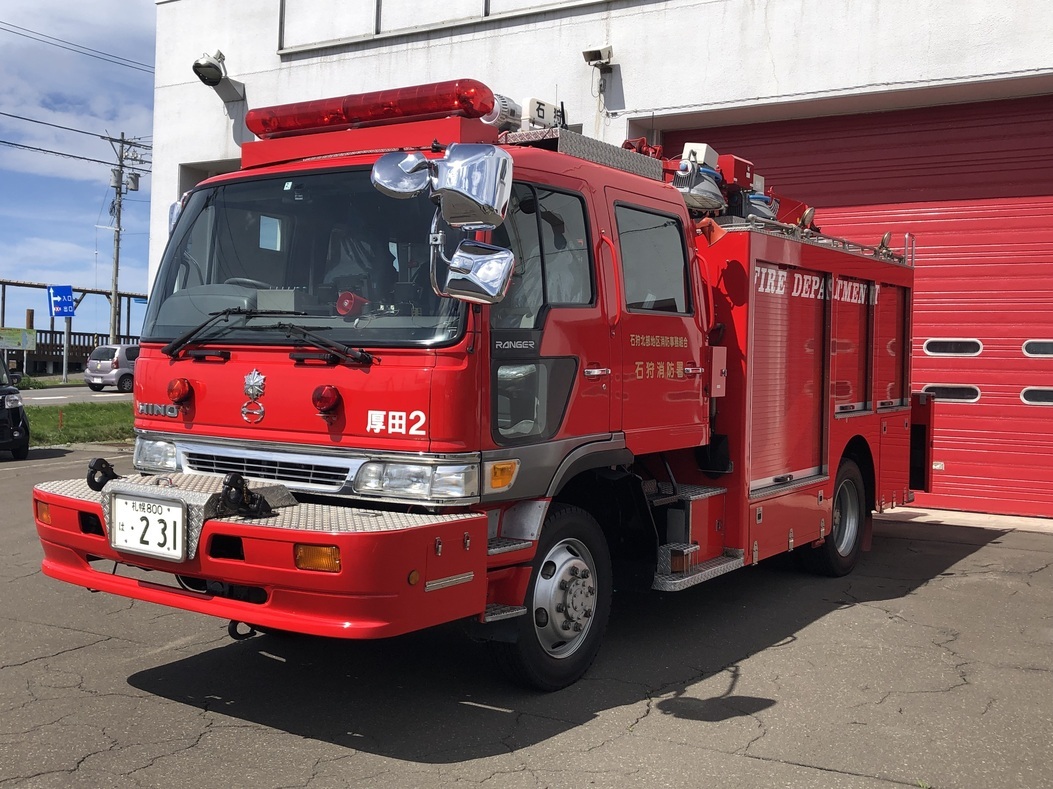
[488,537,533,555]
[652,549,744,592]
[484,603,527,622]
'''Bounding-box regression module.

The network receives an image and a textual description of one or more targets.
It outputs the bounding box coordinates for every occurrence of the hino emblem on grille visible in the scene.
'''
[242,369,266,424]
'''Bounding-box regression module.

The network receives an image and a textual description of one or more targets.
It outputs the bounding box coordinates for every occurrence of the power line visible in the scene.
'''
[0,20,154,74]
[0,139,151,173]
[0,111,151,150]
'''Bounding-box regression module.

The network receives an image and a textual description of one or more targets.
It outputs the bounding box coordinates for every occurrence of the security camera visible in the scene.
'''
[582,46,613,67]
[192,51,227,87]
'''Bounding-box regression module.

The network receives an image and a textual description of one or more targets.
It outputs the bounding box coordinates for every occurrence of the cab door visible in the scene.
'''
[603,188,709,454]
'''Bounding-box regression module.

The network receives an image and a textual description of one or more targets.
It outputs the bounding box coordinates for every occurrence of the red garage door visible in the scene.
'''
[664,96,1053,517]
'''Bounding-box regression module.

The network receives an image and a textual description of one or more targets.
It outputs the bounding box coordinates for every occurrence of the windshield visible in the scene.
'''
[143,168,465,347]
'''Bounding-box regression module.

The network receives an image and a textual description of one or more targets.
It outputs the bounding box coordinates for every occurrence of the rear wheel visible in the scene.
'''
[801,459,866,576]
[117,375,133,393]
[492,504,612,691]
[87,383,104,392]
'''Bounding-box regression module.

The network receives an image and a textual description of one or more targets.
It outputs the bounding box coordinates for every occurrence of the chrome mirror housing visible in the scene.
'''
[370,151,433,198]
[432,143,513,229]
[443,240,516,304]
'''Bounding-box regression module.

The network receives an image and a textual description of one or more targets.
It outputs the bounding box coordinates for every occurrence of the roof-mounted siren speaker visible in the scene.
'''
[482,94,523,132]
[672,142,726,211]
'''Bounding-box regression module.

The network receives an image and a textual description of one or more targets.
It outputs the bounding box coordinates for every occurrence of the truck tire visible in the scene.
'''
[117,375,134,393]
[492,504,612,691]
[801,458,866,577]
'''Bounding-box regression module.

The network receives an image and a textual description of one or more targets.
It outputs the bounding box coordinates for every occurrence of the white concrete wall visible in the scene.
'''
[149,0,1053,284]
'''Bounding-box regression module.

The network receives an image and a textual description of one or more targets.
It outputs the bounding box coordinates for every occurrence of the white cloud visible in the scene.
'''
[0,2,156,333]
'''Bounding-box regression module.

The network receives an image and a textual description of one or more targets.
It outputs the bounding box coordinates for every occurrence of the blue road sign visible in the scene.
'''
[48,285,75,318]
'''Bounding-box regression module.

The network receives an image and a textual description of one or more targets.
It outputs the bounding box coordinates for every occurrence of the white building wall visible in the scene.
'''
[149,0,1053,284]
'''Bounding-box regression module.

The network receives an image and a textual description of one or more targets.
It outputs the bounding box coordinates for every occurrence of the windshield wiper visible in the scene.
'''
[161,307,305,358]
[271,322,376,366]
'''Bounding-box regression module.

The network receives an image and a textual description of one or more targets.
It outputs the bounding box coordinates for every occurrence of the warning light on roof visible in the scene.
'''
[245,79,497,139]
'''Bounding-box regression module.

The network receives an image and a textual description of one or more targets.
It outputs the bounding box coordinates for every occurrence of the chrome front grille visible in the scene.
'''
[184,451,351,487]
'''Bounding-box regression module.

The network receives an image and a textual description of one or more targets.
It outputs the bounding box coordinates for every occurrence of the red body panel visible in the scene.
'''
[36,487,489,638]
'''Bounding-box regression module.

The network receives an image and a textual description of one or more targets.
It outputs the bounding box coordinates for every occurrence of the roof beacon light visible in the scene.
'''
[245,79,497,139]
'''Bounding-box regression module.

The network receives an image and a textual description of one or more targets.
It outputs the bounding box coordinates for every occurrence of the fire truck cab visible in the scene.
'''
[33,79,932,691]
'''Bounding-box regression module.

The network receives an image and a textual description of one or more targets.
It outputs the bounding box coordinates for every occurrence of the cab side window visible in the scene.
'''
[615,204,689,313]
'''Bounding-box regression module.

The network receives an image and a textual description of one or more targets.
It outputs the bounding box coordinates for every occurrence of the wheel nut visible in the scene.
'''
[569,567,580,577]
[580,569,590,579]
[573,623,583,632]
[561,621,572,631]
[555,603,566,613]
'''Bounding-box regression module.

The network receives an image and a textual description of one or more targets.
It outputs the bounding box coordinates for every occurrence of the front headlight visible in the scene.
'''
[3,394,22,409]
[133,438,180,472]
[354,461,478,500]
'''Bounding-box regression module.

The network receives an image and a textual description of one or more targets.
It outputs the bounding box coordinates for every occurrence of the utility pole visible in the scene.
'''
[109,133,125,344]
[108,133,142,344]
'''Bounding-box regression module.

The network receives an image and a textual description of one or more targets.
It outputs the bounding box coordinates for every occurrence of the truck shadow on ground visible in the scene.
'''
[127,522,1001,764]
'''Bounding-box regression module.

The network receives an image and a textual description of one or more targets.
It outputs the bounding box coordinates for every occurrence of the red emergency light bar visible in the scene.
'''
[244,79,497,139]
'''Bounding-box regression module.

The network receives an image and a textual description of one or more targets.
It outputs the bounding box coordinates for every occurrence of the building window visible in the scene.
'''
[1023,340,1053,357]
[922,384,980,402]
[923,339,982,356]
[1021,388,1053,405]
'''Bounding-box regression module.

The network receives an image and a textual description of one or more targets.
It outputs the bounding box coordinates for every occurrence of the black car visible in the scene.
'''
[0,367,29,460]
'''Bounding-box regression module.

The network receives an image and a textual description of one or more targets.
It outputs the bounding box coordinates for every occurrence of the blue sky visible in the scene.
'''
[0,2,156,339]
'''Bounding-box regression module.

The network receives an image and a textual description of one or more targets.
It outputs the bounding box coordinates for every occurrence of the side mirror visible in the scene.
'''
[370,151,433,199]
[9,372,22,387]
[443,240,515,304]
[432,143,513,230]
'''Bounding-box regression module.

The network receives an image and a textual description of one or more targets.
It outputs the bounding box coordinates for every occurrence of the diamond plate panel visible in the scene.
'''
[36,474,480,561]
[502,127,663,180]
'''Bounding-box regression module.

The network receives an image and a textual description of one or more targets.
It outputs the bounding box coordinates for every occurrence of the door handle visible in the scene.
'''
[684,366,704,376]
[584,367,611,379]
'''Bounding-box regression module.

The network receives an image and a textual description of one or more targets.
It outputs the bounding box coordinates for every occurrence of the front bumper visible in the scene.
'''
[33,473,492,639]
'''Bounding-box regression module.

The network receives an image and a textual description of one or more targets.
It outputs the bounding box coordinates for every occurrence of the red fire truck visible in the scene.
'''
[32,79,933,690]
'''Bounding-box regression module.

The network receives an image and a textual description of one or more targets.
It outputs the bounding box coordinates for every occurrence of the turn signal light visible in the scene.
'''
[312,384,341,413]
[35,500,52,525]
[486,460,520,492]
[294,544,341,573]
[167,378,192,404]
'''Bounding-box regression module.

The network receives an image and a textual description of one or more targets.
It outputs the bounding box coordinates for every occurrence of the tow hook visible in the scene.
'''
[86,457,121,492]
[218,472,274,518]
[227,620,258,640]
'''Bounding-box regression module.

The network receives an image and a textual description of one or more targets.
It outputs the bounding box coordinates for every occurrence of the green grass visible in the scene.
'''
[25,402,134,446]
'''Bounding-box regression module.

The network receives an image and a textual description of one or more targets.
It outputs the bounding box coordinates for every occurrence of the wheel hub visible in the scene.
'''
[533,539,598,657]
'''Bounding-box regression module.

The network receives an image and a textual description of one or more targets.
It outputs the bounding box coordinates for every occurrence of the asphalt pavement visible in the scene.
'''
[1,445,1050,788]
[20,385,132,406]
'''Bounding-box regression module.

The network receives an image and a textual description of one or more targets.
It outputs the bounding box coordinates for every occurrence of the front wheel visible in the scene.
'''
[492,504,612,691]
[11,436,29,461]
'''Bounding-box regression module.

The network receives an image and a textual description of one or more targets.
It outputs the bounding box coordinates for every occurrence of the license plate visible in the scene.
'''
[111,494,187,561]
[92,377,102,384]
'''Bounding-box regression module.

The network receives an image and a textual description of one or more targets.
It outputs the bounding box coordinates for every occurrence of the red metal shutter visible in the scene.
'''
[665,96,1053,517]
